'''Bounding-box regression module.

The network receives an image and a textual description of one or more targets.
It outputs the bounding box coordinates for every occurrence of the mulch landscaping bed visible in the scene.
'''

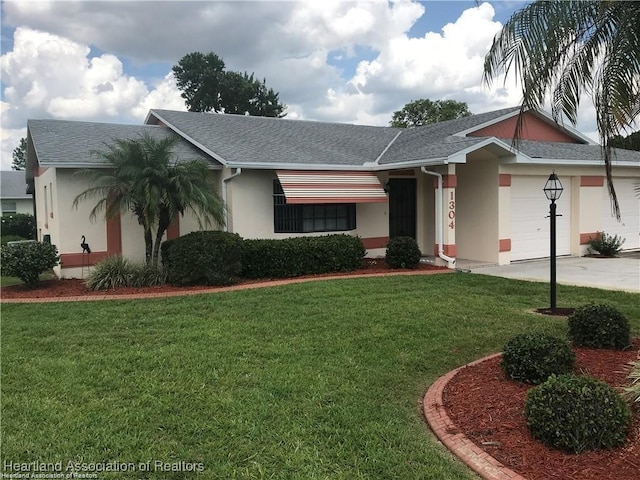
[443,339,640,480]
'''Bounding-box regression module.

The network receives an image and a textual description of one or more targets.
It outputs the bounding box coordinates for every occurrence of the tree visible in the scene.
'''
[73,133,226,267]
[483,1,640,218]
[172,52,286,117]
[610,131,640,152]
[12,137,27,170]
[390,99,471,128]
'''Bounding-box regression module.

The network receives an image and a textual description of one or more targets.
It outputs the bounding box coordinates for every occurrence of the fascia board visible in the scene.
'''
[506,157,640,167]
[148,110,230,166]
[453,109,522,137]
[225,162,375,171]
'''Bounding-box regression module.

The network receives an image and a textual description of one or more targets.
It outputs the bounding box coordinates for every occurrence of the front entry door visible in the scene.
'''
[389,178,417,238]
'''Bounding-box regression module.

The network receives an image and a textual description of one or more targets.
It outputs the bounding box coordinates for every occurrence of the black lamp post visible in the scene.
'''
[543,171,564,312]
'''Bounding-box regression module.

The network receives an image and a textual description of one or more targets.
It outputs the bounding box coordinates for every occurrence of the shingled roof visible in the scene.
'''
[1,171,30,199]
[27,108,640,173]
[27,119,220,169]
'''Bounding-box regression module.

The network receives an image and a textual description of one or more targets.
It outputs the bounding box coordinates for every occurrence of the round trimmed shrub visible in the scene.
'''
[568,304,630,350]
[501,332,575,384]
[161,231,243,286]
[525,374,631,453]
[0,241,59,288]
[385,236,421,269]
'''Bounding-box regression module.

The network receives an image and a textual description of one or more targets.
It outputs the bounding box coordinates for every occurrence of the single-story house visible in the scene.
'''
[1,170,34,216]
[25,106,639,279]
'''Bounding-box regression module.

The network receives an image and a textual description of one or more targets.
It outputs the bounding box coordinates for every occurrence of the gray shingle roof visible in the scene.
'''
[1,171,30,198]
[150,110,400,167]
[517,139,640,163]
[27,119,220,168]
[27,108,640,173]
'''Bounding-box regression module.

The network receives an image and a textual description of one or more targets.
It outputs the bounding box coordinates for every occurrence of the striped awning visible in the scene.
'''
[276,171,387,204]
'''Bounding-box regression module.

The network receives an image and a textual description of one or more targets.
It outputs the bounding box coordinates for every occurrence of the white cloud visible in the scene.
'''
[0,27,186,169]
[0,1,604,170]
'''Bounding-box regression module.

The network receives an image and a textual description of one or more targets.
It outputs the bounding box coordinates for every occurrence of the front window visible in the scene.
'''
[273,180,356,233]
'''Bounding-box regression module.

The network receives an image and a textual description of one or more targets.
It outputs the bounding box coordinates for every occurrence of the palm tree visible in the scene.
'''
[73,133,225,266]
[483,0,640,218]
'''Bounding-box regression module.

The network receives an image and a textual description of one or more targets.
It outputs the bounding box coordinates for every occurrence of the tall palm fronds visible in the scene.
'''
[484,0,640,218]
[73,133,225,266]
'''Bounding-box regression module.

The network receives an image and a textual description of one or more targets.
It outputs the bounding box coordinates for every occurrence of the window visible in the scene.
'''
[1,201,17,214]
[273,180,356,233]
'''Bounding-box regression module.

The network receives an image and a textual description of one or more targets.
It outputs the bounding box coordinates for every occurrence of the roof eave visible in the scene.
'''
[149,110,230,166]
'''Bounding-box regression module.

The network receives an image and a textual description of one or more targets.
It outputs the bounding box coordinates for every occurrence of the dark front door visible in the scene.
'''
[389,178,416,238]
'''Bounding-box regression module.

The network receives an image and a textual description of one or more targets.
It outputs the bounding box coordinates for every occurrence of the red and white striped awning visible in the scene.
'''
[276,171,387,204]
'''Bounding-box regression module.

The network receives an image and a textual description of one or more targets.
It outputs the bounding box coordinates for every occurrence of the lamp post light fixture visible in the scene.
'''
[543,171,564,312]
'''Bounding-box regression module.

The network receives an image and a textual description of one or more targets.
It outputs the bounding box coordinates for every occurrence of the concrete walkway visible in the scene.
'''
[468,254,640,293]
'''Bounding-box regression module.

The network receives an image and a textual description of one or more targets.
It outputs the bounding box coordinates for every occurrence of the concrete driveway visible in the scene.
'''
[468,254,640,293]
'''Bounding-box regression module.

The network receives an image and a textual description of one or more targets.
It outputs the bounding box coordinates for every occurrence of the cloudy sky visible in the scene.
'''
[0,0,600,170]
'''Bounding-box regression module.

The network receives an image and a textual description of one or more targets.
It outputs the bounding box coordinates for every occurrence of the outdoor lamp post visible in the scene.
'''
[543,171,564,312]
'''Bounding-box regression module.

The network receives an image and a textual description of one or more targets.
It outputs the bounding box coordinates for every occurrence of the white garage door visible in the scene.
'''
[511,176,572,261]
[602,178,640,250]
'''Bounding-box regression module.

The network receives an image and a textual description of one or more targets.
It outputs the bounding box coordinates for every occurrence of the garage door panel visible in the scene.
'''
[602,178,640,250]
[511,176,571,261]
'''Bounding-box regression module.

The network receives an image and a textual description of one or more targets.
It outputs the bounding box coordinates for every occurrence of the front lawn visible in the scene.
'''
[2,274,639,479]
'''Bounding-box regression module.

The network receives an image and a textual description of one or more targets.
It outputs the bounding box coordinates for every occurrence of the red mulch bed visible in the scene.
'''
[0,259,447,299]
[444,340,640,480]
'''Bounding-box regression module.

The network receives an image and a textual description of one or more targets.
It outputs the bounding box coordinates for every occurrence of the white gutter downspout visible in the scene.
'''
[221,168,242,232]
[421,167,456,268]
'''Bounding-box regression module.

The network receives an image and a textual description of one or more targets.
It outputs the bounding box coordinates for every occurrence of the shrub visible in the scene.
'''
[501,332,575,384]
[1,235,27,246]
[241,234,365,279]
[567,304,630,350]
[0,241,60,288]
[86,256,167,290]
[525,374,631,453]
[587,231,625,257]
[385,236,421,269]
[623,360,640,408]
[1,214,36,239]
[162,231,243,286]
[86,255,135,290]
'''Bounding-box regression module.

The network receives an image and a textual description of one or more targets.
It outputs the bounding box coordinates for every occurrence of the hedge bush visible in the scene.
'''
[501,332,575,384]
[587,231,625,257]
[525,374,631,453]
[567,304,630,350]
[1,235,27,246]
[385,236,421,269]
[241,234,365,279]
[1,213,36,239]
[162,231,243,286]
[0,241,59,288]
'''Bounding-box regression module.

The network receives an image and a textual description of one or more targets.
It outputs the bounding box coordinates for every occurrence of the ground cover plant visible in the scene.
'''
[2,274,639,479]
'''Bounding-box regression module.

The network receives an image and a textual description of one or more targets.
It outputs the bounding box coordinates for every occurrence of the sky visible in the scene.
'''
[0,0,601,171]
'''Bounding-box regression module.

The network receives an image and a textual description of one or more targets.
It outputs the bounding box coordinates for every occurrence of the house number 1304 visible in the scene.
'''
[448,192,455,229]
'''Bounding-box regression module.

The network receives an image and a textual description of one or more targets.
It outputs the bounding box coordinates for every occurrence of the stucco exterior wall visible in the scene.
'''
[225,168,390,256]
[456,154,500,263]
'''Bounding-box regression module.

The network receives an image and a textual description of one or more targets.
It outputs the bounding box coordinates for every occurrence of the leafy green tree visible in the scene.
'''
[173,51,286,117]
[73,133,226,266]
[610,131,640,152]
[12,137,27,170]
[483,0,640,218]
[390,99,471,128]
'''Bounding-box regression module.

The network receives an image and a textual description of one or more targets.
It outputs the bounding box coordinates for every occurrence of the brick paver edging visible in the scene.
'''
[1,269,451,303]
[423,353,527,480]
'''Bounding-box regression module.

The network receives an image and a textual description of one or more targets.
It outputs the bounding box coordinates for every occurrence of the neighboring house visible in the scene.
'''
[1,170,34,216]
[26,107,640,279]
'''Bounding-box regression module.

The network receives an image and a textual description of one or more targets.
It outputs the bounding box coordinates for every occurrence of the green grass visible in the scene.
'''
[2,274,639,479]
